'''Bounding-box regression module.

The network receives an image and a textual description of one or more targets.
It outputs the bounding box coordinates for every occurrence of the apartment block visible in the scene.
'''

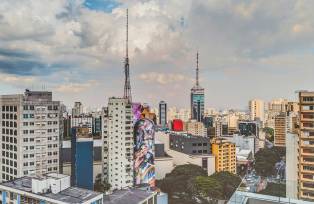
[102,97,134,190]
[212,139,236,174]
[274,113,287,147]
[0,90,61,182]
[298,91,314,201]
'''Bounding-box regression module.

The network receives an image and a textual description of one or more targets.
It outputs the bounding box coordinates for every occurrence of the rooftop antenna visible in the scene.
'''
[123,8,132,103]
[196,51,199,86]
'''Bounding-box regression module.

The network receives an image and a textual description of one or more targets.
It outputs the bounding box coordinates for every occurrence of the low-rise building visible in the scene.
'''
[0,174,103,204]
[169,133,211,155]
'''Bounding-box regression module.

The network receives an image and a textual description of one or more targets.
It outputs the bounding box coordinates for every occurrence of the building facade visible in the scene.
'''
[71,127,93,190]
[102,98,133,190]
[274,113,287,147]
[0,90,61,182]
[159,101,167,128]
[169,133,211,155]
[249,99,265,123]
[212,139,236,174]
[298,91,314,201]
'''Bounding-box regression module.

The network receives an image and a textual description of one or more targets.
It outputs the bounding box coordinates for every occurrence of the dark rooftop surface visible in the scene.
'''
[103,189,155,204]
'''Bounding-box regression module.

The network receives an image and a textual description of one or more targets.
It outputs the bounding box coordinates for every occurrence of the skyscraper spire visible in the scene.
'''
[124,9,132,103]
[196,51,199,86]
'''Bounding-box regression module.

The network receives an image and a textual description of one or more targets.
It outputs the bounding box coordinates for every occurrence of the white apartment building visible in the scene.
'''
[102,97,134,190]
[0,90,61,182]
[71,115,93,134]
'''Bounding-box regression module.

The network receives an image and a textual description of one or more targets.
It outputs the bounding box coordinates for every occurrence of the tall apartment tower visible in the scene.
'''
[102,97,133,190]
[72,102,83,117]
[249,99,265,122]
[159,101,167,128]
[191,52,205,122]
[274,113,287,147]
[0,90,61,182]
[298,91,314,201]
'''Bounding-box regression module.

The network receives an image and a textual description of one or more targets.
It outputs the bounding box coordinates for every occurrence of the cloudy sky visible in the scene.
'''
[0,0,314,110]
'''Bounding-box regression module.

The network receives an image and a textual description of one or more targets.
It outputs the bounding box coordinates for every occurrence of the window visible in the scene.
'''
[23,114,28,119]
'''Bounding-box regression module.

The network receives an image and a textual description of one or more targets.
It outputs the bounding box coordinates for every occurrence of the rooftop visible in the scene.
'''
[0,176,102,203]
[229,191,313,204]
[103,188,155,204]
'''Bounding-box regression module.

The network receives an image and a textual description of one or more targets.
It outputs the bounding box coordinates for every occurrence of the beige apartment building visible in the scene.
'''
[274,113,287,147]
[298,91,314,201]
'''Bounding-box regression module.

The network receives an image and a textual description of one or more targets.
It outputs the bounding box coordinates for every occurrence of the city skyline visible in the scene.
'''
[1,1,314,109]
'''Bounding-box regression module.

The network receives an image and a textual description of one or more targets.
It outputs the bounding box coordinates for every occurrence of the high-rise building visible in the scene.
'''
[159,101,167,128]
[249,99,265,122]
[191,52,205,122]
[211,139,236,174]
[102,97,133,190]
[238,121,259,137]
[71,127,93,190]
[274,113,287,147]
[298,91,314,201]
[72,102,83,117]
[0,90,61,182]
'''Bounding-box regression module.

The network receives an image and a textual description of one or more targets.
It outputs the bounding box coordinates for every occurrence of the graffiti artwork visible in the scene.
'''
[133,118,156,187]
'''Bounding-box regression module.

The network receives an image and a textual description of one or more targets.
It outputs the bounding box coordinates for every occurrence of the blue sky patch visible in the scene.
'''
[83,0,121,13]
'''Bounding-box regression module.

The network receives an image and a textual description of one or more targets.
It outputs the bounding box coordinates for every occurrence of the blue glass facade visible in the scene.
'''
[191,90,205,122]
[71,128,94,190]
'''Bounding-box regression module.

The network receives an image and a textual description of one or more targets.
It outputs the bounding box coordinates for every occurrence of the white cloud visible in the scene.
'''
[138,72,191,85]
[54,80,99,93]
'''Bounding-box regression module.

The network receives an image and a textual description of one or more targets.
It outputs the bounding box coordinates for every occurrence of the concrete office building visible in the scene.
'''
[0,90,61,182]
[71,127,93,190]
[238,121,259,137]
[212,139,236,174]
[155,131,215,177]
[274,113,287,147]
[0,174,103,204]
[102,97,133,190]
[159,101,167,128]
[249,99,265,123]
[298,91,314,201]
[169,133,211,155]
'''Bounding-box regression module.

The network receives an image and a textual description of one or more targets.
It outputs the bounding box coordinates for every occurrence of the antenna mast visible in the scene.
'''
[123,9,132,103]
[196,51,199,86]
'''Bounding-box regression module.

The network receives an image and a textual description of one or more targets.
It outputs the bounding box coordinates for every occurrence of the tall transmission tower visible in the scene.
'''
[196,51,199,86]
[123,9,132,103]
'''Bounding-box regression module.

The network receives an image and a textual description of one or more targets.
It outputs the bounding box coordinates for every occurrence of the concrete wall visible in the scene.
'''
[155,157,174,180]
[286,132,298,199]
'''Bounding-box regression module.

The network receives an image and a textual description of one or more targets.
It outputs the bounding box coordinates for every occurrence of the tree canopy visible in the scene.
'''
[254,148,282,177]
[158,165,241,203]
